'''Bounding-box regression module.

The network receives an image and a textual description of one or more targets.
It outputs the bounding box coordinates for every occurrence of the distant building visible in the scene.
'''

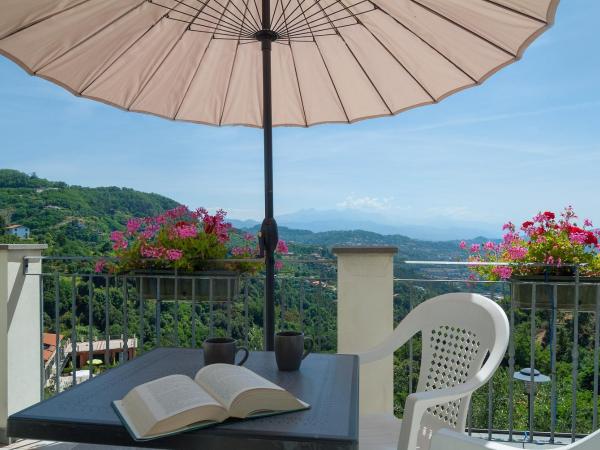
[5,224,30,239]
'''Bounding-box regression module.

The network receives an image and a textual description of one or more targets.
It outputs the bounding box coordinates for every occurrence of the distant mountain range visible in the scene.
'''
[230,208,500,241]
[0,170,494,261]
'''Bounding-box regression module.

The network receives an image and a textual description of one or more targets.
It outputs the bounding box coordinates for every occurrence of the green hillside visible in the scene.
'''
[0,169,470,262]
[0,169,179,255]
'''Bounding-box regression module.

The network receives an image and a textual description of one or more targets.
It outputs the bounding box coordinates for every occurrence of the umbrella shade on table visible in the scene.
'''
[0,0,560,349]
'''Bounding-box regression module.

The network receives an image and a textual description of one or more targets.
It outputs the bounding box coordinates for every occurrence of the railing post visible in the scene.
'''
[333,246,397,415]
[0,244,47,443]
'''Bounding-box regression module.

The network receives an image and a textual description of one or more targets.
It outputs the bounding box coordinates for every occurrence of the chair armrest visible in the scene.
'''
[357,321,419,364]
[397,379,483,450]
[404,378,482,407]
[430,429,514,450]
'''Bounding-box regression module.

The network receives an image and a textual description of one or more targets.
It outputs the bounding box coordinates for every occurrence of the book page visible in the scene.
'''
[116,374,228,439]
[136,374,222,420]
[194,364,284,410]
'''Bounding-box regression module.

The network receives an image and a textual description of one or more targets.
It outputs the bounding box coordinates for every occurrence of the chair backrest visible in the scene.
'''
[412,293,508,438]
[361,292,509,450]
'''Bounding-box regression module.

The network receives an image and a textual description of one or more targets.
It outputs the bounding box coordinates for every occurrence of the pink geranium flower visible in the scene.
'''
[126,218,142,235]
[484,241,496,251]
[491,266,513,280]
[166,249,183,261]
[94,259,106,273]
[276,240,289,254]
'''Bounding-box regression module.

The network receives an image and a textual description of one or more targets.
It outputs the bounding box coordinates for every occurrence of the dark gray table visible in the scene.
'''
[8,348,359,450]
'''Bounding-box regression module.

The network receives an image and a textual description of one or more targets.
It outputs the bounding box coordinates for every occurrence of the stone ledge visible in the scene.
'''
[0,244,47,251]
[332,246,398,255]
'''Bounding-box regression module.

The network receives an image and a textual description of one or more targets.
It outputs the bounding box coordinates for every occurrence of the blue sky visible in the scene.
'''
[0,1,598,230]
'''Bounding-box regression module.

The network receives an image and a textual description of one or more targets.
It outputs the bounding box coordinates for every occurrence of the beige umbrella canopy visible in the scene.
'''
[0,0,558,127]
[0,0,559,349]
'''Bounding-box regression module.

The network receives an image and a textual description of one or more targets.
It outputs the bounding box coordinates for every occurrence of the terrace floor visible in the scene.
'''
[2,435,570,449]
[2,442,147,450]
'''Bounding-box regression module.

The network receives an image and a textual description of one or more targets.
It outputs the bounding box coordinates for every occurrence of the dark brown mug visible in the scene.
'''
[274,331,313,371]
[203,337,249,366]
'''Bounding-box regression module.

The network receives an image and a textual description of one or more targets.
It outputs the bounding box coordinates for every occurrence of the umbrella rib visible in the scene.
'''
[251,0,263,32]
[169,17,254,36]
[187,14,255,36]
[272,0,321,36]
[0,0,93,41]
[216,48,239,126]
[279,0,357,33]
[270,0,285,32]
[300,3,351,123]
[276,0,327,35]
[157,0,251,30]
[216,0,245,125]
[218,0,255,126]
[310,0,393,115]
[29,0,148,75]
[370,2,479,84]
[237,0,255,39]
[204,0,258,35]
[282,1,308,126]
[407,0,517,57]
[78,3,187,96]
[270,0,297,33]
[314,41,351,123]
[480,0,547,24]
[154,0,255,36]
[350,19,437,103]
[214,0,263,33]
[172,36,213,120]
[234,0,254,37]
[126,1,210,111]
[331,0,438,101]
[283,8,370,37]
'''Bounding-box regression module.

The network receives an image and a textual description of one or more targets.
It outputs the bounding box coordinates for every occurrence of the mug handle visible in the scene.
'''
[236,347,249,366]
[302,337,313,360]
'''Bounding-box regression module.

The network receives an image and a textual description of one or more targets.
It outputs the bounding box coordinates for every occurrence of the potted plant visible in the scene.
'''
[459,206,600,311]
[95,206,288,300]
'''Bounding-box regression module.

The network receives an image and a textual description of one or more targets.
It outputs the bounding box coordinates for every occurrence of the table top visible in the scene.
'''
[8,348,359,450]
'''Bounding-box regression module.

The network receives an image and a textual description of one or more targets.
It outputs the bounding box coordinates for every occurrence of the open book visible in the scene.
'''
[112,363,309,441]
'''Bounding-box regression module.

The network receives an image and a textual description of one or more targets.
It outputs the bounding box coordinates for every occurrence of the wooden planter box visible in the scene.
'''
[511,276,600,312]
[135,271,240,301]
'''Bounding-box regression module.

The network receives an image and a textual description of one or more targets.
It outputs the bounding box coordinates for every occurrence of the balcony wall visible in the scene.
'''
[0,244,46,444]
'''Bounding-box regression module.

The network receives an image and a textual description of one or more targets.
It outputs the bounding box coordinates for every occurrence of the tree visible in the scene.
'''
[0,214,6,235]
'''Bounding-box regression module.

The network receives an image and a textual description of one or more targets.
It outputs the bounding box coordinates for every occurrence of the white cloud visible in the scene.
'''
[337,195,394,211]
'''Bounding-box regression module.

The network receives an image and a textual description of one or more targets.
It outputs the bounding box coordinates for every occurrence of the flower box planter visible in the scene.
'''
[511,276,600,312]
[135,271,240,301]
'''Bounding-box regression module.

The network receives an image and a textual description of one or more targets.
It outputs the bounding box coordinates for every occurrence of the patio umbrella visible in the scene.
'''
[0,0,559,349]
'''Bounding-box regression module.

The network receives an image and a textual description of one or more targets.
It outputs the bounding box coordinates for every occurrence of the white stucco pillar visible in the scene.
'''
[0,244,46,443]
[333,246,397,416]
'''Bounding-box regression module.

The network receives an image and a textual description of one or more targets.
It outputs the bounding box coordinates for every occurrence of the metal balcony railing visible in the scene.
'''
[25,256,337,398]
[22,256,599,446]
[394,261,600,446]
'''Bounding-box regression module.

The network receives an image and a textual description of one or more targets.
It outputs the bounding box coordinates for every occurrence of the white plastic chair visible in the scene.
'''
[358,293,510,450]
[430,428,600,450]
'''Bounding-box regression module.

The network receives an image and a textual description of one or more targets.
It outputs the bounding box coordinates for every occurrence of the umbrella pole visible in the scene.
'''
[260,0,277,351]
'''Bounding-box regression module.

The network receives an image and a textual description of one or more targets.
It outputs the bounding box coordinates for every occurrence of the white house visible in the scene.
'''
[5,224,30,239]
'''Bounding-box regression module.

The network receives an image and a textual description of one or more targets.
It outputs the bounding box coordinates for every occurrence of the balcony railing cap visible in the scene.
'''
[332,245,398,255]
[0,243,48,251]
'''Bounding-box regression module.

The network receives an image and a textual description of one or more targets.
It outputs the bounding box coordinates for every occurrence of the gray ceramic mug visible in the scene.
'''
[275,331,313,371]
[203,337,249,366]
